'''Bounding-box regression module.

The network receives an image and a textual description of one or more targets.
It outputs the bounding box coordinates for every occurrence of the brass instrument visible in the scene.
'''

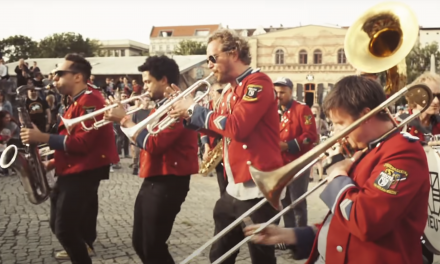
[0,86,52,204]
[181,2,427,263]
[344,1,418,96]
[199,139,223,176]
[60,92,155,133]
[121,73,214,141]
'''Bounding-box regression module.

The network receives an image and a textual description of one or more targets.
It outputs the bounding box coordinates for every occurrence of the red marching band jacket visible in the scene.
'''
[137,108,199,178]
[291,132,429,264]
[185,68,283,184]
[395,111,440,141]
[48,88,119,176]
[279,100,318,164]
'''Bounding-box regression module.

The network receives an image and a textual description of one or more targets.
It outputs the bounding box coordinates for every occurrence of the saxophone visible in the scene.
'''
[199,139,223,176]
[0,85,51,204]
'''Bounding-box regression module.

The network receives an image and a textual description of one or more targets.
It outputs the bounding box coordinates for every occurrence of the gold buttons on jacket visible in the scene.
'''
[242,145,247,149]
[68,164,71,167]
[336,246,343,252]
[414,130,418,134]
[239,82,242,86]
[174,162,177,166]
[233,96,236,100]
[246,161,251,165]
[74,102,77,106]
[101,155,106,158]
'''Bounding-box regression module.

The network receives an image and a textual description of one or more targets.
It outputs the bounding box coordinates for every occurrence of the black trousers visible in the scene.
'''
[281,168,310,228]
[209,193,279,264]
[49,166,109,264]
[215,164,227,196]
[422,242,433,264]
[132,175,190,264]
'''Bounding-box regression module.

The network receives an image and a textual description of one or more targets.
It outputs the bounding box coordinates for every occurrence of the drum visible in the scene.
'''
[423,146,440,255]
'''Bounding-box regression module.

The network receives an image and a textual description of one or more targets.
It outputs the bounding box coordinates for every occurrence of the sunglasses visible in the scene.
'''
[55,70,78,77]
[206,49,235,64]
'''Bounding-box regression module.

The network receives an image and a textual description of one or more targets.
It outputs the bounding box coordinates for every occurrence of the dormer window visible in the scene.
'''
[160,31,173,37]
[195,30,210,36]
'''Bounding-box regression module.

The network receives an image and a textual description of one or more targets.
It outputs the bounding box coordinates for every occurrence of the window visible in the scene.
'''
[299,50,307,64]
[159,31,173,37]
[337,49,346,64]
[275,49,284,65]
[313,49,322,64]
[115,50,120,57]
[195,30,210,36]
[121,49,125,57]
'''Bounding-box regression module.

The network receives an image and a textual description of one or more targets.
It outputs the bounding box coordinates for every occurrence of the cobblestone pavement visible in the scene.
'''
[0,159,439,264]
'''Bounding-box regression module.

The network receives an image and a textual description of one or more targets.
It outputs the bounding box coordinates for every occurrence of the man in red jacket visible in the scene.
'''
[244,75,430,264]
[170,29,283,264]
[20,54,119,264]
[274,77,318,234]
[104,55,199,264]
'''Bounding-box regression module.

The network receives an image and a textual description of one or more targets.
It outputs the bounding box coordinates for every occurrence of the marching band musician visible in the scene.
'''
[200,82,227,195]
[20,54,119,264]
[170,29,283,264]
[103,55,199,264]
[273,77,318,235]
[244,75,430,264]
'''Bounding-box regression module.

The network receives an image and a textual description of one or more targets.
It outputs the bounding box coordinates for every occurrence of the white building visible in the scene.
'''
[419,27,440,49]
[98,39,149,57]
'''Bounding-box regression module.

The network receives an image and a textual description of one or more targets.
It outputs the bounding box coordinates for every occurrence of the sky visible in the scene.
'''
[2,0,439,45]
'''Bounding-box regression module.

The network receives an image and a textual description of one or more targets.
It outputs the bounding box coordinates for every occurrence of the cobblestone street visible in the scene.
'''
[0,159,439,264]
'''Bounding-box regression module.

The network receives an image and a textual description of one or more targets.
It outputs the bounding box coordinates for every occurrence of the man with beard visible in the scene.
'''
[20,53,119,264]
[170,29,283,264]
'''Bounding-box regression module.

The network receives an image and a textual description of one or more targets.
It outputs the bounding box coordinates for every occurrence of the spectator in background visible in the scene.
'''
[0,58,9,80]
[0,110,19,176]
[15,59,30,86]
[0,90,13,115]
[30,61,40,74]
[26,86,51,132]
[310,104,328,182]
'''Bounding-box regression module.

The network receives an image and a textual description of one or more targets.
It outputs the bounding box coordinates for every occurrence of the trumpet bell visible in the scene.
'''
[344,1,419,73]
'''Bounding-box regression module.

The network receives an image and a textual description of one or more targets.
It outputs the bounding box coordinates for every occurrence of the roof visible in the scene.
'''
[150,24,221,38]
[99,39,149,50]
[6,55,206,76]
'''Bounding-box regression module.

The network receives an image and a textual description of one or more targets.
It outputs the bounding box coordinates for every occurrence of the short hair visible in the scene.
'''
[411,72,440,86]
[138,56,179,85]
[64,53,92,83]
[208,29,251,65]
[322,75,388,121]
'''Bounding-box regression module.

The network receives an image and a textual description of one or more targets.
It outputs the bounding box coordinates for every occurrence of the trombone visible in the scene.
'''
[60,92,154,133]
[121,72,214,141]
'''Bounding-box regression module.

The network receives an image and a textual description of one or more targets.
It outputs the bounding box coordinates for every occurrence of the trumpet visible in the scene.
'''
[60,92,154,133]
[121,72,214,141]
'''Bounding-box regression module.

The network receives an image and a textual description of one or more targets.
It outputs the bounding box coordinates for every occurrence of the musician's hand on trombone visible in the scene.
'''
[104,96,126,123]
[243,224,296,245]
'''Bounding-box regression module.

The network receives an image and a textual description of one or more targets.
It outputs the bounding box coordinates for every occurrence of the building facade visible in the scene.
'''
[248,25,356,107]
[419,27,440,49]
[149,24,221,56]
[98,39,149,57]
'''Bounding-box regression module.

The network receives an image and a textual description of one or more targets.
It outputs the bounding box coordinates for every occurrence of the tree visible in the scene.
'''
[37,32,101,58]
[174,40,207,55]
[406,42,440,83]
[0,35,39,62]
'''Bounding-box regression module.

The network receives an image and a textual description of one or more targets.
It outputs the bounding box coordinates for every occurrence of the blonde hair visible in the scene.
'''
[411,72,440,86]
[208,29,251,65]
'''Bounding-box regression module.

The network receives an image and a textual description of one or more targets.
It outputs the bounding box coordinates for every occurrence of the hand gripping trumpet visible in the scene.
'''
[121,72,214,140]
[60,92,155,133]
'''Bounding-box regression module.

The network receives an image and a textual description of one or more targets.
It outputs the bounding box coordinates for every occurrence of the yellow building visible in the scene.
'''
[248,25,356,107]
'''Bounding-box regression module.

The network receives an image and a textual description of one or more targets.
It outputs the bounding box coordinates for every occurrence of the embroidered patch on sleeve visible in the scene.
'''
[373,163,408,195]
[83,106,96,114]
[243,84,263,102]
[304,115,313,125]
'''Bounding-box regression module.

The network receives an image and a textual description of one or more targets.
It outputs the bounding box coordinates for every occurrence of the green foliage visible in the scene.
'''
[0,35,38,62]
[406,42,440,83]
[37,32,101,58]
[174,40,207,55]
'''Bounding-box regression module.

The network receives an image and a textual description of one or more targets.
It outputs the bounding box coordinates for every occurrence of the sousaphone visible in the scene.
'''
[344,1,419,95]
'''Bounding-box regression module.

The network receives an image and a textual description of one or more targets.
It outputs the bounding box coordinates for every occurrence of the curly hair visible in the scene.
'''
[208,29,252,65]
[411,72,440,86]
[137,55,180,85]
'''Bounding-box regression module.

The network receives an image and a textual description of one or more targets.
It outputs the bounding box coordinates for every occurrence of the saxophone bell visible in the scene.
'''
[0,144,18,169]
